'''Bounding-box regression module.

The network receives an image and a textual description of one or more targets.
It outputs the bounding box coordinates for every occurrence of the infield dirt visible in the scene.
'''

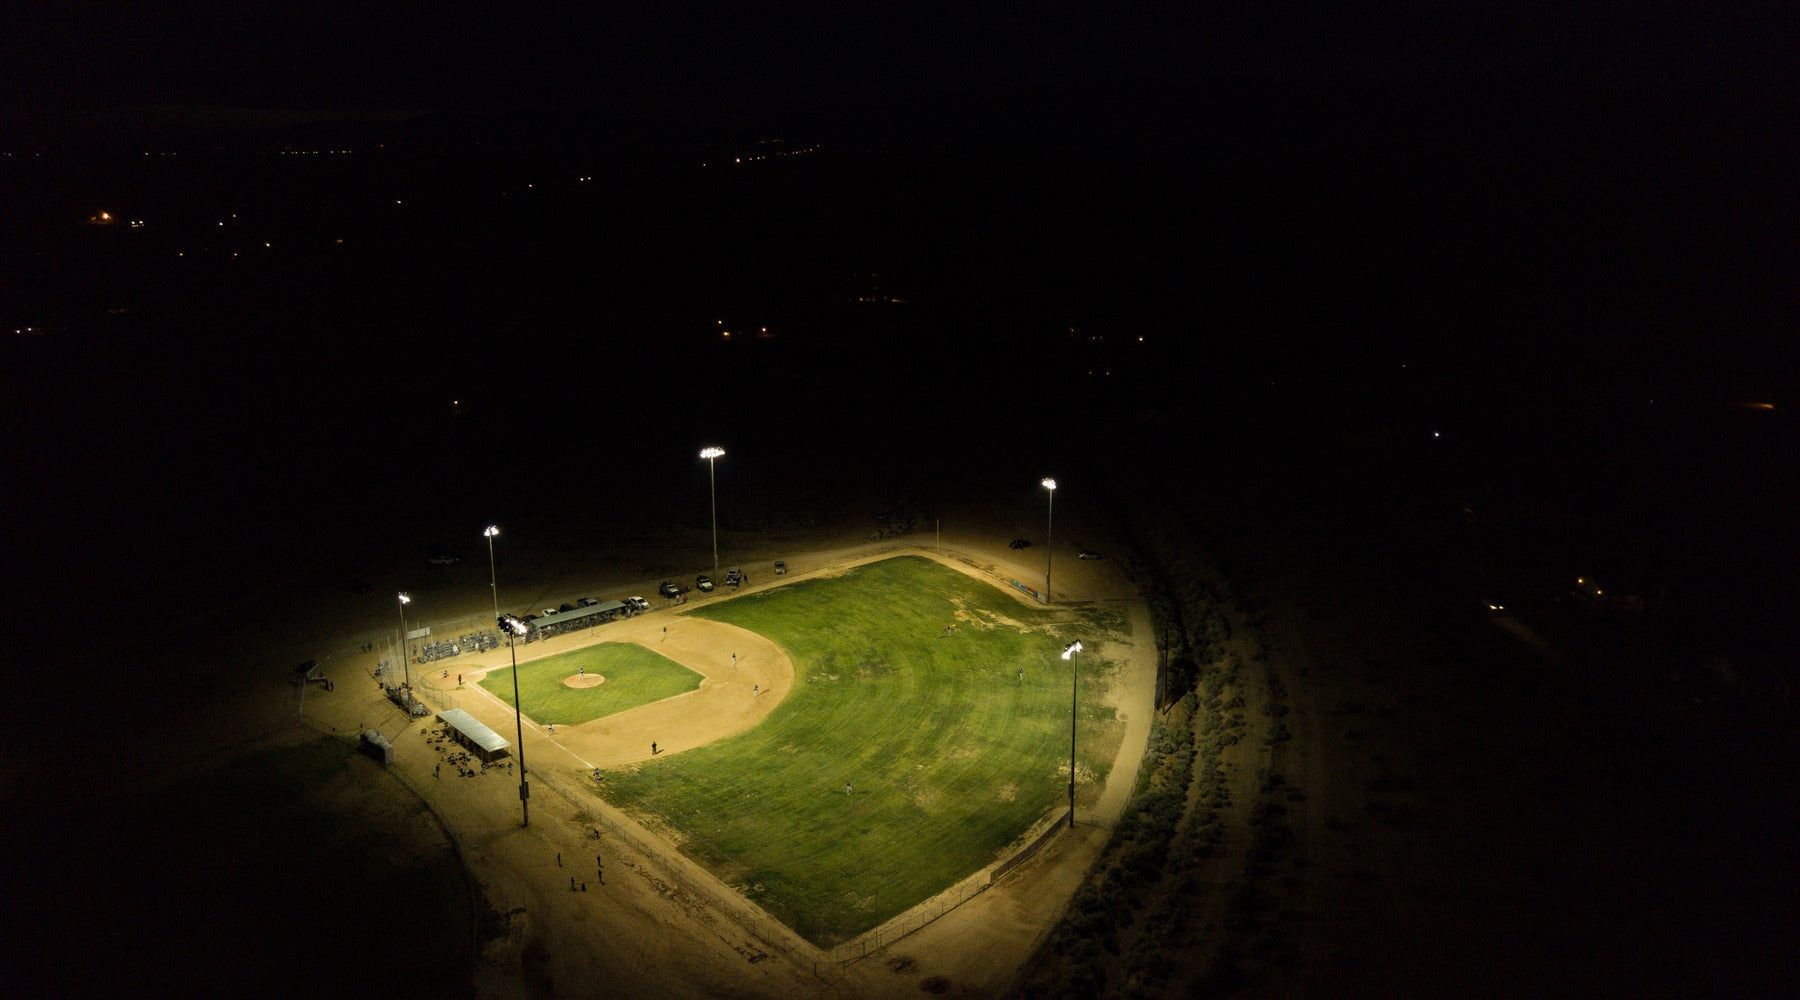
[73,516,1159,999]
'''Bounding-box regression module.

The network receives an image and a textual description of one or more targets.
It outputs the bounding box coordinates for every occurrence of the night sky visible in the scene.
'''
[5,2,1794,114]
[5,5,1800,998]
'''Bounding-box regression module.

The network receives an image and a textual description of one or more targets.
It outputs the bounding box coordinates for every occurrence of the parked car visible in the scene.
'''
[578,597,599,607]
[657,581,681,598]
[625,596,650,613]
[1010,538,1032,550]
[543,608,558,617]
[559,602,576,613]
[725,567,744,586]
[773,560,787,575]
[696,574,715,592]
[1077,551,1104,560]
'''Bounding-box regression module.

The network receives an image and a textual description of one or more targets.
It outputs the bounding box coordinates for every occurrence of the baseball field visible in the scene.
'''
[598,555,1126,946]
[479,642,704,726]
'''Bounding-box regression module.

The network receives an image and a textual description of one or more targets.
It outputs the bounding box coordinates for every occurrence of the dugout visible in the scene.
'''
[436,708,511,762]
[526,600,625,639]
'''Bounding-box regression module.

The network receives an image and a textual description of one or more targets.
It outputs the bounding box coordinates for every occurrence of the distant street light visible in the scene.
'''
[1062,639,1083,828]
[1041,478,1057,603]
[498,614,531,827]
[700,447,726,583]
[483,526,501,624]
[397,592,413,691]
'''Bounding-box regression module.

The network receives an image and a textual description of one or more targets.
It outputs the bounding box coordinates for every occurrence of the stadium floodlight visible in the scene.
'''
[483,525,502,625]
[700,447,726,582]
[1062,639,1083,828]
[498,613,531,827]
[1041,478,1057,604]
[397,592,413,691]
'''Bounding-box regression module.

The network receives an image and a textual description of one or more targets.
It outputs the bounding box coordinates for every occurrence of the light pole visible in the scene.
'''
[700,446,725,583]
[483,525,501,624]
[1041,478,1057,603]
[397,592,413,691]
[498,614,531,827]
[1062,639,1083,828]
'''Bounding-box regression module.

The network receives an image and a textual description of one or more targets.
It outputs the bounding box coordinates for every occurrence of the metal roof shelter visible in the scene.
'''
[437,708,511,761]
[527,600,626,637]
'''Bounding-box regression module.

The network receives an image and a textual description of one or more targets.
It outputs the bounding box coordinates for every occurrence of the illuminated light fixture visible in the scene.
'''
[701,447,726,583]
[1061,640,1084,828]
[396,592,413,691]
[496,611,532,826]
[483,525,502,625]
[1041,479,1057,604]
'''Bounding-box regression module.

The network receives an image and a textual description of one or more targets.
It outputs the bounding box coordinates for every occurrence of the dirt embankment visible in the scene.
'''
[1014,499,1305,997]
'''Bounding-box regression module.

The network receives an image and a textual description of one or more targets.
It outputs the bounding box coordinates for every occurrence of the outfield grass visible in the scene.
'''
[481,643,702,726]
[600,555,1124,946]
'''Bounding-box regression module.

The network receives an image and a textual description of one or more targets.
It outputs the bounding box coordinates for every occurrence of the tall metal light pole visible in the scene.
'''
[483,525,501,624]
[1062,639,1083,828]
[700,446,725,583]
[1041,478,1057,603]
[499,614,531,827]
[397,592,413,691]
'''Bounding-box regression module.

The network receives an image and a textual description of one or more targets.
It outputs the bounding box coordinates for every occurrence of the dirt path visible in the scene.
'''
[297,537,1154,998]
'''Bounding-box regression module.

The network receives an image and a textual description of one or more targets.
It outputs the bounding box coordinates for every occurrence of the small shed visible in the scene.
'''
[436,708,512,763]
[360,729,394,765]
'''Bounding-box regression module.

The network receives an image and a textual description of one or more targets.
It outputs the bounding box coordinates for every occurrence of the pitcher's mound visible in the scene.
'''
[563,674,606,688]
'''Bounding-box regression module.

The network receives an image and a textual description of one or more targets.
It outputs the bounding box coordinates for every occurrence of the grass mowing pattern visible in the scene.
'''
[601,556,1121,946]
[481,643,702,726]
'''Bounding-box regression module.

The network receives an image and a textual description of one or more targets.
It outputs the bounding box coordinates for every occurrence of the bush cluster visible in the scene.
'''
[1030,480,1284,998]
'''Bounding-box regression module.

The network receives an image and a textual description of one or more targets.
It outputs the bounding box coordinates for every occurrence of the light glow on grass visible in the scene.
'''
[600,556,1123,946]
[481,643,701,726]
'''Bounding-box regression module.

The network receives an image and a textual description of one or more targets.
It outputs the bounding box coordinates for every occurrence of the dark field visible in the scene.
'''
[2,734,474,999]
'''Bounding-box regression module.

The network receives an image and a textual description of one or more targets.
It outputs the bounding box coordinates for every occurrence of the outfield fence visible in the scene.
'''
[541,760,1077,986]
[812,805,1072,972]
[305,554,1089,989]
[528,765,843,984]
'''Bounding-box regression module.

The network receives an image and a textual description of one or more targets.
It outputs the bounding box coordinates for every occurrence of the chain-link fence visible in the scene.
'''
[530,765,836,976]
[809,806,1071,974]
[302,558,1081,988]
